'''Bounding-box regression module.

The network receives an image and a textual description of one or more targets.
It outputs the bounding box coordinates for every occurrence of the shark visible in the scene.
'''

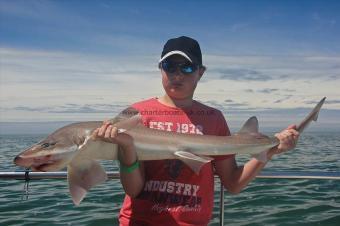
[13,97,326,205]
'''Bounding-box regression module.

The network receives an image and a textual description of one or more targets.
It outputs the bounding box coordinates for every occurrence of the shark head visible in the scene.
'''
[14,136,79,171]
[13,123,90,171]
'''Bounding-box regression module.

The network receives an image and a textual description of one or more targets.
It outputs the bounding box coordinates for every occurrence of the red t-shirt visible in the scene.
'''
[119,98,232,226]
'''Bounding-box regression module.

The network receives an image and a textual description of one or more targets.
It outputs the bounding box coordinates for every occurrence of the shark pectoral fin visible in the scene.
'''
[67,159,107,205]
[174,151,213,175]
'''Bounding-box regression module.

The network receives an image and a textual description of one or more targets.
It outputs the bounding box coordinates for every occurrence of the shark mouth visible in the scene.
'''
[31,159,64,172]
[30,160,56,172]
[13,154,65,172]
[15,146,79,172]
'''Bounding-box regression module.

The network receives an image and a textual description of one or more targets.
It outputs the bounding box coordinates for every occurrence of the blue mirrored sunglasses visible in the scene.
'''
[160,61,199,74]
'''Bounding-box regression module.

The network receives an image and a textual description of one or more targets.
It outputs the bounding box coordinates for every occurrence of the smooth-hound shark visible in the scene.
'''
[14,97,326,205]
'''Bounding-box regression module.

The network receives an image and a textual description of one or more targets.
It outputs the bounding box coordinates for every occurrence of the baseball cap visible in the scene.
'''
[159,36,202,66]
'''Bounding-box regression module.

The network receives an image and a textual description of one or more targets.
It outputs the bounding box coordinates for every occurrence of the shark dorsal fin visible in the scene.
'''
[238,116,259,134]
[111,114,142,132]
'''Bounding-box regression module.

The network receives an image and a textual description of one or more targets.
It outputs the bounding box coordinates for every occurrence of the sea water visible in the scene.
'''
[0,132,339,226]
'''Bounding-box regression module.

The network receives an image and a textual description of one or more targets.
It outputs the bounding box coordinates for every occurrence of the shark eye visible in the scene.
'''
[41,143,50,148]
[41,142,56,148]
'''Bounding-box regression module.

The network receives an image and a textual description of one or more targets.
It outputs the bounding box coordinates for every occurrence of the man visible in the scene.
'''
[93,36,299,225]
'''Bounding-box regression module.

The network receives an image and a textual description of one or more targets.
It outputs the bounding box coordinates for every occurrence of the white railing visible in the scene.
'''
[1,171,339,226]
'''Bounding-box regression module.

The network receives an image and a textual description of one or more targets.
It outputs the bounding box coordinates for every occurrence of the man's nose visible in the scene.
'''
[171,73,185,81]
[171,68,185,77]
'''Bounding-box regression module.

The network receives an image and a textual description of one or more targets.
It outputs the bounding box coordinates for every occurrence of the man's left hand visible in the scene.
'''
[274,125,300,154]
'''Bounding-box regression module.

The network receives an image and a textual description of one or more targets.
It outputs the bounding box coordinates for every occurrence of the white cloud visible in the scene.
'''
[0,47,339,124]
[196,54,340,109]
[0,47,163,120]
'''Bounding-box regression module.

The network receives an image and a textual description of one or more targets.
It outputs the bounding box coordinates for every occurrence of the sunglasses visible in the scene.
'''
[160,60,199,74]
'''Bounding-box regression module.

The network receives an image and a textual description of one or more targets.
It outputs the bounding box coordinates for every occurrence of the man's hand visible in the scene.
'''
[92,121,133,149]
[254,125,300,163]
[274,124,300,154]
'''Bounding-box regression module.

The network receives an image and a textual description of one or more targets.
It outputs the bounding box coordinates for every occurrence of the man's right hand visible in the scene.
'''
[92,121,137,166]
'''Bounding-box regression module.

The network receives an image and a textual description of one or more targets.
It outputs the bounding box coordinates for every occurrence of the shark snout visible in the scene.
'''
[14,153,53,168]
[13,155,30,167]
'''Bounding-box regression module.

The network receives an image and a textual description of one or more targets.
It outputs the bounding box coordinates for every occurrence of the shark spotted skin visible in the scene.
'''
[14,97,326,205]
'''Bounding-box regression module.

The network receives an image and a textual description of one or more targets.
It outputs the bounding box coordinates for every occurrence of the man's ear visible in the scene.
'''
[198,66,206,78]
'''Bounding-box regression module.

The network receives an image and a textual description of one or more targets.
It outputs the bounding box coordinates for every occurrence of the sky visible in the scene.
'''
[0,0,340,133]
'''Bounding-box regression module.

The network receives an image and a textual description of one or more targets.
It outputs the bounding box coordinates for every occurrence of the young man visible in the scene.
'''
[93,36,299,225]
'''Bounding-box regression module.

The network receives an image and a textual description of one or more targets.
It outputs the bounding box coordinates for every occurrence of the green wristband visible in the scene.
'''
[120,160,140,173]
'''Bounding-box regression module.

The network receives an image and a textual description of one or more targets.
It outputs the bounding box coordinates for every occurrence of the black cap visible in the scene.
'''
[160,36,202,65]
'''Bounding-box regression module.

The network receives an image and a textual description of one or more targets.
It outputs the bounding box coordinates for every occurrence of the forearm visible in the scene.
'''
[118,145,145,198]
[92,117,146,197]
[228,158,267,193]
[120,166,145,198]
[225,147,276,194]
[219,126,299,194]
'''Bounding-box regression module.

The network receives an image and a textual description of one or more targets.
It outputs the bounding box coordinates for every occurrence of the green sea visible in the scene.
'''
[0,132,339,226]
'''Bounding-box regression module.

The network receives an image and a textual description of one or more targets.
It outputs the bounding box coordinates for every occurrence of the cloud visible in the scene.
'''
[5,103,129,114]
[204,100,254,112]
[224,99,233,103]
[0,48,158,84]
[215,68,273,81]
[273,95,293,104]
[258,88,279,94]
[13,106,52,112]
[197,98,340,131]
[50,103,129,114]
[0,47,164,122]
[204,54,340,82]
[222,99,249,107]
[1,47,339,123]
[326,100,340,104]
[304,99,340,105]
[273,99,283,104]
[282,89,296,92]
[226,103,250,108]
[244,88,295,94]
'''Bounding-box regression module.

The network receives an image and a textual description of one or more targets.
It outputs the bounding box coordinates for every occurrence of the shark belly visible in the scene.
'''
[78,139,119,160]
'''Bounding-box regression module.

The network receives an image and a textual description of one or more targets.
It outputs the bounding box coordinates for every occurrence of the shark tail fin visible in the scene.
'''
[238,116,259,134]
[297,97,326,133]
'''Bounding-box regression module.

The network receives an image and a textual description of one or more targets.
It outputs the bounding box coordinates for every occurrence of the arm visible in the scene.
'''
[92,115,145,198]
[115,131,145,198]
[214,125,299,194]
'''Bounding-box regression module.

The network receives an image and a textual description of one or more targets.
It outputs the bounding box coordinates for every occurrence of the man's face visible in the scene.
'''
[160,55,205,100]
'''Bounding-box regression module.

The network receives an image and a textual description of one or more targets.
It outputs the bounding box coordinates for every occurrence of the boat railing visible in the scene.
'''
[1,171,339,226]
